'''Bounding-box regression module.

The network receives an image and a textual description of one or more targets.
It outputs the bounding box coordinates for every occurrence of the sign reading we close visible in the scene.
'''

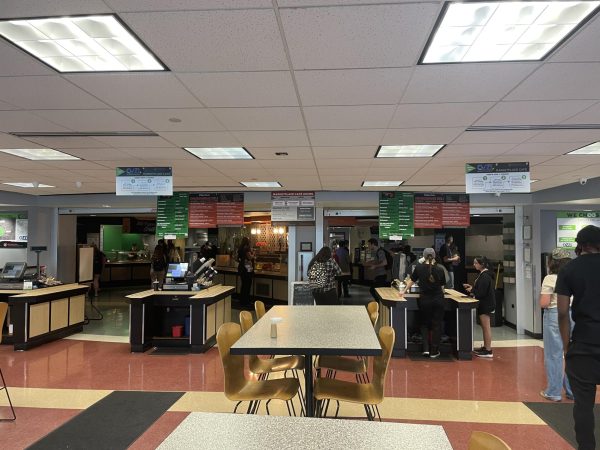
[116,167,173,196]
[271,192,315,223]
[556,211,600,248]
[466,162,530,194]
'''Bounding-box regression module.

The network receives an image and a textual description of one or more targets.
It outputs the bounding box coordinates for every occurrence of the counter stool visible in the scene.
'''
[0,302,16,421]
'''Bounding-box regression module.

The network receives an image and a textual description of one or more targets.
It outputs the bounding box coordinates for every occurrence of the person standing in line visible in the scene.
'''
[335,240,352,299]
[237,237,255,308]
[539,247,573,402]
[439,234,460,289]
[557,225,600,450]
[150,244,167,290]
[91,243,106,298]
[464,256,495,358]
[366,238,388,300]
[400,248,446,358]
[308,246,342,305]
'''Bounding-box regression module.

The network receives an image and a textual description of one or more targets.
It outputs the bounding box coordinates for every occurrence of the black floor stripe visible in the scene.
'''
[524,401,600,448]
[27,391,184,450]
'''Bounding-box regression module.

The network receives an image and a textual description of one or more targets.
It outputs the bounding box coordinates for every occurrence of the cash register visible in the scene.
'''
[162,259,218,291]
[0,261,28,289]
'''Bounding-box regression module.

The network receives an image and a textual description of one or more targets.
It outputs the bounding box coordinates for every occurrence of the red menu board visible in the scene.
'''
[442,194,470,227]
[414,193,444,229]
[217,193,244,226]
[189,193,217,228]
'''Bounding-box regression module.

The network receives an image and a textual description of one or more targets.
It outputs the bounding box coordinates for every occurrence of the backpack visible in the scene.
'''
[378,248,393,270]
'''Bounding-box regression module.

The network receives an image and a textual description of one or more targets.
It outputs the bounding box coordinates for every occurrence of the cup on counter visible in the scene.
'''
[270,317,283,338]
[152,281,159,291]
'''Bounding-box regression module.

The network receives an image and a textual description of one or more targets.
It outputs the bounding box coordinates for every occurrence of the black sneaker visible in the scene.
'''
[474,348,493,358]
[422,351,430,357]
[430,351,441,359]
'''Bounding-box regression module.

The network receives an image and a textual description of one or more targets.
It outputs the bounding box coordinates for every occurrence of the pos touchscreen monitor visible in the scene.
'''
[1,262,27,280]
[166,262,189,281]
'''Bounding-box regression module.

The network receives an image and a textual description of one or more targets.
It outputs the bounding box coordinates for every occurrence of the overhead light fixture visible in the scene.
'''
[567,142,600,155]
[421,1,600,64]
[240,181,282,188]
[362,181,405,187]
[376,145,444,158]
[185,147,253,160]
[0,148,79,160]
[0,14,167,72]
[3,182,54,188]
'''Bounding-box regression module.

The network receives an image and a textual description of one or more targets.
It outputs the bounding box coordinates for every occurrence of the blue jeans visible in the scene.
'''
[543,307,573,400]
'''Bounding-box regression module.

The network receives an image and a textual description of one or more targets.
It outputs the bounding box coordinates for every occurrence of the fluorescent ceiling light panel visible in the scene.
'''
[422,1,600,63]
[0,15,166,72]
[3,182,54,188]
[362,181,404,187]
[185,147,253,160]
[0,148,79,160]
[567,142,600,155]
[240,181,282,188]
[376,145,444,158]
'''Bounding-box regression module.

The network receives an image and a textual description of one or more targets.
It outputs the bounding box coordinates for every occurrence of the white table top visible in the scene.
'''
[231,305,381,356]
[157,412,453,450]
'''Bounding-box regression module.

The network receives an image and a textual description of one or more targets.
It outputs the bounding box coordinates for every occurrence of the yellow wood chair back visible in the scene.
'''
[254,301,266,320]
[0,302,7,345]
[468,431,511,450]
[239,310,254,334]
[216,322,247,397]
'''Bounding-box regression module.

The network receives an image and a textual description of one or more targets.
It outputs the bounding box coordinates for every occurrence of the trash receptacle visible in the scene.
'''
[492,289,504,327]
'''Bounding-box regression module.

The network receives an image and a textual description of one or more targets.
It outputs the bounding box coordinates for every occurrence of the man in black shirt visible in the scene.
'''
[438,234,460,289]
[556,225,600,450]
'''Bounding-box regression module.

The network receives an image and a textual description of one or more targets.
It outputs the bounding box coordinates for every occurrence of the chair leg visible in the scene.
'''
[265,399,271,415]
[363,404,373,421]
[0,368,16,422]
[290,398,297,417]
[292,369,305,407]
[374,404,382,421]
[334,400,340,418]
[246,401,254,414]
[285,400,291,416]
[233,401,242,414]
[297,388,306,417]
[323,398,331,417]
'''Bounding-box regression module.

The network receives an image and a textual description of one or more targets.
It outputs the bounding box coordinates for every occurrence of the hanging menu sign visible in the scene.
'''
[379,192,414,240]
[414,193,470,229]
[189,193,218,228]
[271,192,315,223]
[465,162,530,194]
[116,167,173,196]
[442,194,470,227]
[556,211,600,249]
[156,192,189,238]
[217,193,244,226]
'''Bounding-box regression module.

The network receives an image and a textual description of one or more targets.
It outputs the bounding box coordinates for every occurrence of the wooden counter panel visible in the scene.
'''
[29,302,50,338]
[206,303,216,338]
[50,298,69,331]
[69,295,85,325]
[11,284,88,298]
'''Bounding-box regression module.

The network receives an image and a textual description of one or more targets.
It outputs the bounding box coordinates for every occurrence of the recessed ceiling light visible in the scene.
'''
[240,181,282,188]
[421,1,600,64]
[567,142,600,155]
[3,182,54,188]
[376,145,444,158]
[0,148,79,160]
[0,14,166,72]
[184,147,253,160]
[362,181,405,187]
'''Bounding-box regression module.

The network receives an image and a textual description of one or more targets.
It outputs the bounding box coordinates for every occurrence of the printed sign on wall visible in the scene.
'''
[271,192,315,223]
[556,211,600,248]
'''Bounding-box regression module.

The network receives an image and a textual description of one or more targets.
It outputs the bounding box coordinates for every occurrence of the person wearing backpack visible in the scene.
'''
[366,238,389,300]
[307,246,342,305]
[150,244,167,290]
[464,256,496,358]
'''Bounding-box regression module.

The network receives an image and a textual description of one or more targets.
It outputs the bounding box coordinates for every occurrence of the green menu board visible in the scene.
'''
[156,192,189,238]
[379,192,414,240]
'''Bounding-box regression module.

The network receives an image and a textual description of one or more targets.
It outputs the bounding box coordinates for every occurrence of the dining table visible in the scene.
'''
[230,305,382,417]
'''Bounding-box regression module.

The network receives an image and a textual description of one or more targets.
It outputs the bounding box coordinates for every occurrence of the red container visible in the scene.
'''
[172,325,184,337]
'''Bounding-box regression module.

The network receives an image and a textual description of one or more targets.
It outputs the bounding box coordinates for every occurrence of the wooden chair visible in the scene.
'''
[314,326,395,421]
[367,301,379,327]
[216,322,300,415]
[0,302,16,421]
[468,431,511,450]
[254,300,266,320]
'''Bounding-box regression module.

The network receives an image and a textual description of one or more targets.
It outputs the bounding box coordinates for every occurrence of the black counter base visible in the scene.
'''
[14,323,83,351]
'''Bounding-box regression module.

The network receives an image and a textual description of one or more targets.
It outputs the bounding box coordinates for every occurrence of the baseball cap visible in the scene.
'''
[551,248,571,260]
[576,225,600,246]
[423,248,435,258]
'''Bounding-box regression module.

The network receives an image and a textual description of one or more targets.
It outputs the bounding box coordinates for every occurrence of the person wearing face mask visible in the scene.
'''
[556,225,600,450]
[464,256,495,358]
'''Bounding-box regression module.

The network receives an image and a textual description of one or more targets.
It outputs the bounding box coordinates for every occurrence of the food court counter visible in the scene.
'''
[101,260,151,286]
[1,283,89,351]
[375,287,478,360]
[213,266,288,303]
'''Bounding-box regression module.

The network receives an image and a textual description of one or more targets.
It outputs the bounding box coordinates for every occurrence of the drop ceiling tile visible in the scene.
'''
[453,130,539,144]
[39,161,108,171]
[0,160,51,170]
[382,128,464,145]
[72,170,116,180]
[95,135,176,148]
[178,72,298,107]
[264,168,317,177]
[562,102,600,124]
[120,108,224,132]
[391,102,494,128]
[475,101,596,126]
[506,63,600,101]
[105,0,271,11]
[371,158,429,168]
[427,157,471,167]
[550,15,600,63]
[438,143,515,157]
[95,159,152,169]
[0,0,111,18]
[0,111,69,133]
[312,147,375,159]
[67,73,202,109]
[309,129,385,147]
[232,130,309,147]
[276,177,321,188]
[539,155,600,166]
[365,168,419,178]
[0,40,54,76]
[31,110,148,132]
[24,169,86,182]
[531,165,583,177]
[174,177,239,188]
[402,63,538,103]
[204,160,264,170]
[528,129,600,143]
[494,155,557,165]
[217,169,273,179]
[570,164,600,177]
[0,99,17,111]
[0,132,44,148]
[0,76,108,110]
[258,159,316,169]
[52,148,132,161]
[505,142,587,156]
[304,105,395,130]
[280,3,438,69]
[121,10,288,71]
[315,158,371,168]
[318,167,369,176]
[20,136,107,149]
[159,131,240,148]
[123,148,196,160]
[249,147,312,160]
[212,108,304,131]
[295,68,412,106]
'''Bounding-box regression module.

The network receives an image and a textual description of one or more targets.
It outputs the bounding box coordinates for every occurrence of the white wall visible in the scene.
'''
[57,215,77,283]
